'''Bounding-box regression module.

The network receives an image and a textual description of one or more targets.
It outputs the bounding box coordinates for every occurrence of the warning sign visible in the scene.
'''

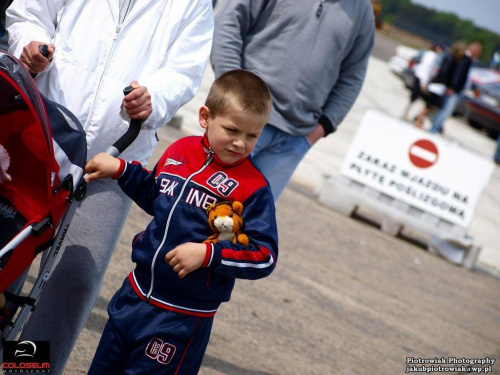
[341,110,494,228]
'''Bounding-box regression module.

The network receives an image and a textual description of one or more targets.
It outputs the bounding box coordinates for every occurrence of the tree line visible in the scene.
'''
[380,0,500,64]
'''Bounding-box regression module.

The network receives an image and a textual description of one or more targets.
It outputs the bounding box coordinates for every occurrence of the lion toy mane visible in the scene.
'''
[204,201,249,246]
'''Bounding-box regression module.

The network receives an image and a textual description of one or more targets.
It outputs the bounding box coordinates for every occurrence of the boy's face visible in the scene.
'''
[199,106,267,165]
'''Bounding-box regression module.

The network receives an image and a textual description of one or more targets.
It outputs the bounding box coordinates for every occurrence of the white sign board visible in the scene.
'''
[341,110,495,228]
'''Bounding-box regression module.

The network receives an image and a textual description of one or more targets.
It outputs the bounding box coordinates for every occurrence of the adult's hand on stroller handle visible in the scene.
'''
[123,80,153,120]
[20,42,55,74]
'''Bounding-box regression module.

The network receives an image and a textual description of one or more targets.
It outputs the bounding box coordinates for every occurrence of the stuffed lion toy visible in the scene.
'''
[204,201,249,246]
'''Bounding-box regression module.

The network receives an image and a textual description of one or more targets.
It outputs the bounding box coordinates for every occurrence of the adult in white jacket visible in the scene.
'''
[6,0,213,373]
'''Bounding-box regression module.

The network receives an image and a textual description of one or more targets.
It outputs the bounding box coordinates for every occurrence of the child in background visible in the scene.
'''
[85,70,278,374]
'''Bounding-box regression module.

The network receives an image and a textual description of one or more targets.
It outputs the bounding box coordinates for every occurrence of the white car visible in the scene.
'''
[388,45,420,76]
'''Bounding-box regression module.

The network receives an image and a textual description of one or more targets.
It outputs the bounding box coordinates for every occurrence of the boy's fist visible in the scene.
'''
[165,243,206,279]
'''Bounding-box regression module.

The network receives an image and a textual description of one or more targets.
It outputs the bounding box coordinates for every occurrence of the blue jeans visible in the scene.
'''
[251,125,311,201]
[494,135,500,163]
[430,92,460,133]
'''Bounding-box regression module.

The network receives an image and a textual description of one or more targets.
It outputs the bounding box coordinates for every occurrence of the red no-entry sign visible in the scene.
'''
[408,139,439,168]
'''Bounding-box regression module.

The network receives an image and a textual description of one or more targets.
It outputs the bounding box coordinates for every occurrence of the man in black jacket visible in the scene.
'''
[430,41,482,134]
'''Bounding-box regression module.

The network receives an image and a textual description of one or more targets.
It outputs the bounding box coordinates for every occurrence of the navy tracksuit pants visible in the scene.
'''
[88,279,214,374]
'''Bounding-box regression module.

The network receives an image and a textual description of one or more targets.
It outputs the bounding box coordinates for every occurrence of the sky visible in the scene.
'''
[411,0,500,35]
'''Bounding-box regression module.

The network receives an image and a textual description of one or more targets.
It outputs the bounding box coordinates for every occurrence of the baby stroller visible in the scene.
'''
[0,50,140,348]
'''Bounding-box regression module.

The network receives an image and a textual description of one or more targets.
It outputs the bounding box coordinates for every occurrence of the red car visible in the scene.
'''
[463,68,500,139]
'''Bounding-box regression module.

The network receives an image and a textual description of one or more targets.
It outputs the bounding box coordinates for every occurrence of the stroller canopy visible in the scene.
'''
[0,51,87,221]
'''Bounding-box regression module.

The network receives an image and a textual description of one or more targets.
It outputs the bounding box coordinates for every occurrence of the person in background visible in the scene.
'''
[5,1,213,373]
[402,41,444,127]
[411,41,466,131]
[211,0,375,201]
[493,136,500,165]
[430,41,482,134]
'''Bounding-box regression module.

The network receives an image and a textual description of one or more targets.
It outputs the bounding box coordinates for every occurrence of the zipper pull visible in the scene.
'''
[114,25,121,40]
[316,1,324,18]
[205,148,214,164]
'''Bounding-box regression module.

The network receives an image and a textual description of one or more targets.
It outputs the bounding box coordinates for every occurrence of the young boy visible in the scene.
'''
[85,70,278,374]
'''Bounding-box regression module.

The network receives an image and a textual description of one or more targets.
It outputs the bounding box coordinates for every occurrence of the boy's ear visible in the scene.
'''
[199,106,211,130]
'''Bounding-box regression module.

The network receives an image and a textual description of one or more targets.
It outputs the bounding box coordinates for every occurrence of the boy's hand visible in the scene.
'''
[84,153,121,183]
[165,243,206,279]
[123,80,152,120]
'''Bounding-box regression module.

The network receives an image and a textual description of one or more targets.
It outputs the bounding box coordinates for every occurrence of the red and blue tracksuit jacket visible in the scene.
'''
[114,135,279,318]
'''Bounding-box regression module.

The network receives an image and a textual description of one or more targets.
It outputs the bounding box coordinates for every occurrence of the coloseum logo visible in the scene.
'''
[2,340,51,373]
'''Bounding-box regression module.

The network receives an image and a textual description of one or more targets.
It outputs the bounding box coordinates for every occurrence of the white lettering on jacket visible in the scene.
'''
[185,188,218,209]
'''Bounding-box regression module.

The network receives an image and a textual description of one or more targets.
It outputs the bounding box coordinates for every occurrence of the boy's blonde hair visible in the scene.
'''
[205,70,272,119]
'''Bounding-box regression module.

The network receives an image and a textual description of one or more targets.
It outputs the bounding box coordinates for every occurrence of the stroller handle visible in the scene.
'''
[39,45,49,57]
[105,86,143,157]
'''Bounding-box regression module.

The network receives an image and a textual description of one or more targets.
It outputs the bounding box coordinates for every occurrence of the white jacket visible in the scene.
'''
[414,50,440,87]
[7,0,213,164]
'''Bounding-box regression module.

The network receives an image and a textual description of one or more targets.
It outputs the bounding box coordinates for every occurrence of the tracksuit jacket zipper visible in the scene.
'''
[146,150,214,300]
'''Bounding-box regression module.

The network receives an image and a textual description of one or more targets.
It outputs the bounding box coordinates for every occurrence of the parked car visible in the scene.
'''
[399,51,425,89]
[388,45,420,77]
[462,72,500,139]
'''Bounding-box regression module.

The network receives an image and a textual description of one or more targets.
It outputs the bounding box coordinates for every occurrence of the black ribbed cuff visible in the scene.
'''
[319,115,335,136]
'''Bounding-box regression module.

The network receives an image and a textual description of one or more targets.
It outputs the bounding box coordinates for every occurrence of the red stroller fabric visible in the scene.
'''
[0,51,86,293]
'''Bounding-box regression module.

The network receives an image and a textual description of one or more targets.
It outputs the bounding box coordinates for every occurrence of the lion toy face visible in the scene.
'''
[205,201,249,245]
